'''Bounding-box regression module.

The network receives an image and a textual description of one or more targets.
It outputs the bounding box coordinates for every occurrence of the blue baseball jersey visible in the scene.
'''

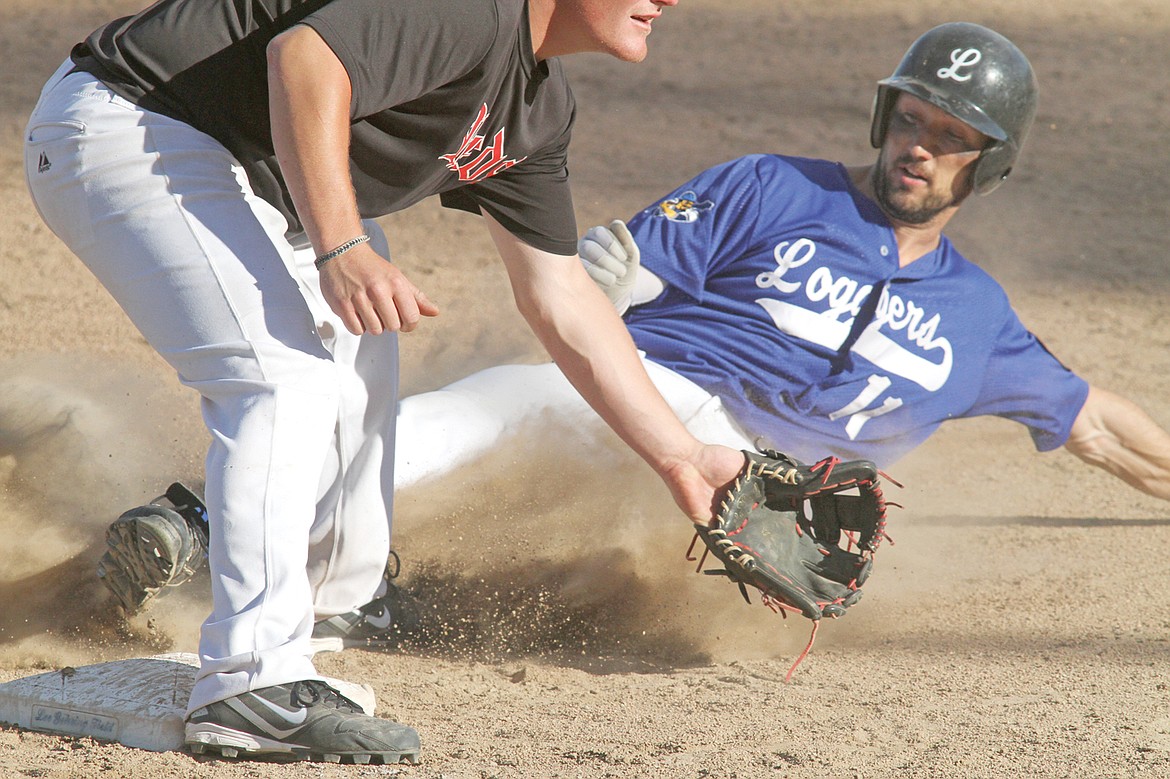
[624,154,1089,467]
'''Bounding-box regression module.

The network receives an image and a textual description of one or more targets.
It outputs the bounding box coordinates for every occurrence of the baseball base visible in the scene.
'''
[0,652,376,752]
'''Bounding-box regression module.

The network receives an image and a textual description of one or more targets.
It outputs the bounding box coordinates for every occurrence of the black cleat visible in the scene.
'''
[185,679,420,764]
[97,483,209,614]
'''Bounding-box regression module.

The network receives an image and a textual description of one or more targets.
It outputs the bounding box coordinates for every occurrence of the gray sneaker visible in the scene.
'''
[185,679,420,764]
[97,483,209,614]
[311,552,421,654]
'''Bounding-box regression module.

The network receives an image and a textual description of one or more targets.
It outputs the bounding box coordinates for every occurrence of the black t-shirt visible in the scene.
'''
[71,0,578,254]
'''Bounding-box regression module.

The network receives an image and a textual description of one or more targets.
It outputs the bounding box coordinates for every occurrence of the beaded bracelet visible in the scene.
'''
[314,234,371,270]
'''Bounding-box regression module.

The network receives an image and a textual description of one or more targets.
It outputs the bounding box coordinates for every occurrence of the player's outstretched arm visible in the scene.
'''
[485,212,743,521]
[1064,385,1170,501]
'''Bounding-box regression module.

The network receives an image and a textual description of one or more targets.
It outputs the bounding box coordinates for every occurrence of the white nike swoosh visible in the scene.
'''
[229,693,309,738]
[364,605,394,630]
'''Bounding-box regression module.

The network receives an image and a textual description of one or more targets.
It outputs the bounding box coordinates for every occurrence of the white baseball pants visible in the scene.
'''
[24,62,397,712]
[395,356,754,490]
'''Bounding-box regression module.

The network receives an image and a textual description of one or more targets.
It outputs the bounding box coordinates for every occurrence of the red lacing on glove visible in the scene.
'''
[685,532,710,573]
[759,594,831,682]
[874,469,903,546]
[808,456,841,484]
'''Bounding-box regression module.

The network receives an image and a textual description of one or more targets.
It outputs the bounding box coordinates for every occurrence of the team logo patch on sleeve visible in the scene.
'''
[646,191,715,223]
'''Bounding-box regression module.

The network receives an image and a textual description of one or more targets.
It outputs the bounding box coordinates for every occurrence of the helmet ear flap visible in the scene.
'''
[972,141,1017,194]
[869,85,896,149]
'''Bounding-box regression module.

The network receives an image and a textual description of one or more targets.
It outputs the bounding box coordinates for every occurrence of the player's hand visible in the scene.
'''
[658,444,747,524]
[578,219,641,316]
[318,245,440,335]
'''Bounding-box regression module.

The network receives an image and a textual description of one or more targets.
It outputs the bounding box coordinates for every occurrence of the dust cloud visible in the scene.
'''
[0,355,830,672]
[391,428,814,671]
[0,353,199,665]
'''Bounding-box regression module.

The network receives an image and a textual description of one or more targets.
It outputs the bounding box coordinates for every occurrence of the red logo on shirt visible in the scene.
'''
[440,104,526,182]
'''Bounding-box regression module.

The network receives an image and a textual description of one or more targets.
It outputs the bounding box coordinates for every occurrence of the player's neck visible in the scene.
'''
[849,164,956,268]
[528,0,553,59]
[889,224,947,267]
[528,0,587,61]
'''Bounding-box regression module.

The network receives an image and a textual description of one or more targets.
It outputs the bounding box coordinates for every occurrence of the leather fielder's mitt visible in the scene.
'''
[689,449,894,679]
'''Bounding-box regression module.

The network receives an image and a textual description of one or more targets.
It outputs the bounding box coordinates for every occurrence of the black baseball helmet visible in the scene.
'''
[870,22,1038,194]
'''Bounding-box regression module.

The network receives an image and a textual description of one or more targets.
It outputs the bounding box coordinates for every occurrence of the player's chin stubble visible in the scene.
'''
[870,151,962,226]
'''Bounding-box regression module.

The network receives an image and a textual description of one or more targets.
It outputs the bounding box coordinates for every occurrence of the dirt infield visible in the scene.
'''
[2,1,1169,776]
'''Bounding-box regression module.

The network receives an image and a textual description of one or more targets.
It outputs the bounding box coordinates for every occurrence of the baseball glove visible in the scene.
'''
[689,449,893,679]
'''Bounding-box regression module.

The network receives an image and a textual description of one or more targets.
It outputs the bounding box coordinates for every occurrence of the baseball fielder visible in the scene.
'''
[24,0,745,764]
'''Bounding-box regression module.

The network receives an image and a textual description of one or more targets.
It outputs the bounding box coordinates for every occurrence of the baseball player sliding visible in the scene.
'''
[99,22,1170,642]
[397,22,1170,496]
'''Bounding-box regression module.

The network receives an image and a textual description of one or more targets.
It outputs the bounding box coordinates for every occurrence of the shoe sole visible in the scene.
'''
[98,512,188,613]
[308,636,345,655]
[309,634,403,655]
[185,723,420,765]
